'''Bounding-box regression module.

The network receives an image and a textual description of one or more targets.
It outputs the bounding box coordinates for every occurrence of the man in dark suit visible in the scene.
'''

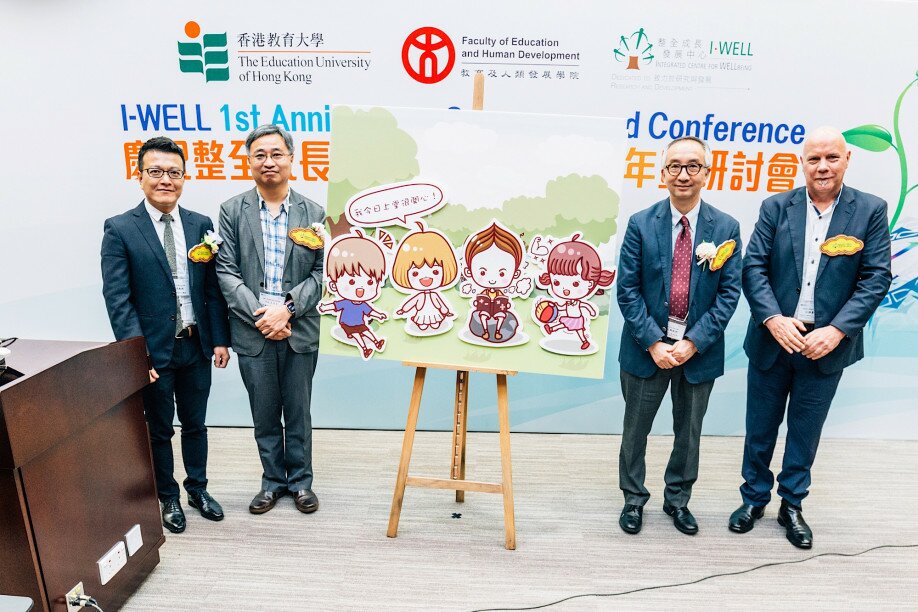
[730,126,892,548]
[216,125,324,515]
[617,136,742,535]
[102,136,231,533]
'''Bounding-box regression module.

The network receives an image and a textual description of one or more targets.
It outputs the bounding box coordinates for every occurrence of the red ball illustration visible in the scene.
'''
[535,299,558,323]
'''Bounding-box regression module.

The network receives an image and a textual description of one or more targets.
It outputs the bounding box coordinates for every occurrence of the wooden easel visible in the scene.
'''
[386,363,517,549]
[386,74,517,550]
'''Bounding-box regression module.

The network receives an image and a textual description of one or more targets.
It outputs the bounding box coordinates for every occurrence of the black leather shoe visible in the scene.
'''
[728,503,765,533]
[293,489,319,514]
[187,489,224,521]
[161,497,186,533]
[663,503,698,535]
[619,503,643,534]
[777,499,812,549]
[249,490,285,514]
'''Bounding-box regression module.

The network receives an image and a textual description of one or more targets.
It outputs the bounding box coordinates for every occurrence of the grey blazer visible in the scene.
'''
[216,187,324,356]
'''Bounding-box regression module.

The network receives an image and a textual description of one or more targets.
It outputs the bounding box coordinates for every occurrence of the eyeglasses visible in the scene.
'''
[143,168,185,180]
[664,163,707,176]
[250,152,292,164]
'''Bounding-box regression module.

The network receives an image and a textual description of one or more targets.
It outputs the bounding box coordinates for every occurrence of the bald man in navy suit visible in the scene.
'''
[729,127,892,548]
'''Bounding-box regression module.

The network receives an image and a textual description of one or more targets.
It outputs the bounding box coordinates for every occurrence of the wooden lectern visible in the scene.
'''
[0,338,163,611]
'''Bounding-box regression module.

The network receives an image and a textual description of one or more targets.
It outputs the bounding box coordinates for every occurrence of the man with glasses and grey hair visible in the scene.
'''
[102,136,231,533]
[216,125,325,515]
[615,136,742,536]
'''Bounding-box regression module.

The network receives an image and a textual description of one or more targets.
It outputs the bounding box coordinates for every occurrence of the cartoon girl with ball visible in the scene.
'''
[534,234,615,354]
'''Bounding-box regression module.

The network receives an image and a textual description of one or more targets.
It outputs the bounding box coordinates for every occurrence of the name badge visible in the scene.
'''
[259,292,285,307]
[797,299,815,323]
[174,277,191,299]
[666,316,687,341]
[174,277,195,323]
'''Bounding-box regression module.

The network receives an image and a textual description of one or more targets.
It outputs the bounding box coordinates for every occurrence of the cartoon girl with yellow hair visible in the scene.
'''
[391,223,458,336]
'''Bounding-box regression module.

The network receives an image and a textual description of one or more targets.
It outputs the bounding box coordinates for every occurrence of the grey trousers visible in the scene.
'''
[619,367,714,508]
[238,342,318,493]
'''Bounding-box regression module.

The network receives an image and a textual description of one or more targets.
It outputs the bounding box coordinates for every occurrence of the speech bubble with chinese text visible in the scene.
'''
[345,181,446,229]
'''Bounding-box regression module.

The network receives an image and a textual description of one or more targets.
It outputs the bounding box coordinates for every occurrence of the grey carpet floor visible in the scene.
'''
[122,429,918,611]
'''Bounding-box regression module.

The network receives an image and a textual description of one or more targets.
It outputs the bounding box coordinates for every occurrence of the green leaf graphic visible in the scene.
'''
[843,124,893,152]
[177,41,203,57]
[204,50,228,65]
[202,33,228,48]
[205,67,230,82]
[179,58,204,74]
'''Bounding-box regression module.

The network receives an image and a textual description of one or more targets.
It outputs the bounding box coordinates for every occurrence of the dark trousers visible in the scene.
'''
[238,342,317,493]
[142,336,211,501]
[740,350,843,507]
[619,367,714,507]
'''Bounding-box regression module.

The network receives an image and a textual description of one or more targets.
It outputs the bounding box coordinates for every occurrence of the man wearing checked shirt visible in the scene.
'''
[217,125,325,515]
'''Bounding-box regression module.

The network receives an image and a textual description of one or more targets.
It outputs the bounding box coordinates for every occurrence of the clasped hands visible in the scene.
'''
[649,339,697,369]
[254,304,293,340]
[764,315,844,360]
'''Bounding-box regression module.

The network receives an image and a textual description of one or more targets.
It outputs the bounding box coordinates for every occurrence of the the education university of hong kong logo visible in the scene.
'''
[402,26,455,84]
[613,27,654,70]
[177,20,230,82]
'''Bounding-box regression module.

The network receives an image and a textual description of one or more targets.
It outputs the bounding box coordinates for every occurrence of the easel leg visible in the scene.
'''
[387,367,426,538]
[451,370,470,502]
[496,373,516,550]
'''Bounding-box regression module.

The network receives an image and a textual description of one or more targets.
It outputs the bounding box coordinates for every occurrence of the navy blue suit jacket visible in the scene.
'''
[101,201,230,370]
[742,186,892,374]
[617,199,742,384]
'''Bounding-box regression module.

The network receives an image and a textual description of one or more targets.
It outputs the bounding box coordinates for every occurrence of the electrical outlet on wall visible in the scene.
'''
[65,581,85,612]
[97,541,127,585]
[125,523,143,556]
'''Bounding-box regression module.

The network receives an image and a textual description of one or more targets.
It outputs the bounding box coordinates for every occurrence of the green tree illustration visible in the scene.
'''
[843,71,918,230]
[431,174,619,246]
[327,106,420,236]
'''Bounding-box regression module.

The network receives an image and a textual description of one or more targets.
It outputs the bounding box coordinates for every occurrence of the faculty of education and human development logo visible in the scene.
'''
[402,26,455,84]
[177,20,229,82]
[613,27,654,70]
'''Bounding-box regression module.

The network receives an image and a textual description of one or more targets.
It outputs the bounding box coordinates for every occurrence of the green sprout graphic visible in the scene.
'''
[843,71,918,230]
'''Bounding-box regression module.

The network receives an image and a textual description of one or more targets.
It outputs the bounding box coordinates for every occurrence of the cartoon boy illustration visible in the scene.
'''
[459,221,533,346]
[317,230,388,360]
[534,233,615,354]
[391,223,458,336]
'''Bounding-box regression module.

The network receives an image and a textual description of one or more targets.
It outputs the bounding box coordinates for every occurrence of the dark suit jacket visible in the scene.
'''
[617,199,743,384]
[742,185,892,374]
[101,201,230,369]
[216,188,324,356]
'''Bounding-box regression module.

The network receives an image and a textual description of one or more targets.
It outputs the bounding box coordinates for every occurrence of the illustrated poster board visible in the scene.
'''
[319,106,625,379]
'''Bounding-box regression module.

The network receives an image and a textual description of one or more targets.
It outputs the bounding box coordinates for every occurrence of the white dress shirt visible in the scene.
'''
[144,200,196,325]
[793,188,842,323]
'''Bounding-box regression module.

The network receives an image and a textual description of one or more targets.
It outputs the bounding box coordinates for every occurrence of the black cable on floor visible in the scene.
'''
[470,543,918,611]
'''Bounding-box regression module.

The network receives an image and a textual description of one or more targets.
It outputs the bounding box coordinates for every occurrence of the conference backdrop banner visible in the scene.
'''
[2,0,916,438]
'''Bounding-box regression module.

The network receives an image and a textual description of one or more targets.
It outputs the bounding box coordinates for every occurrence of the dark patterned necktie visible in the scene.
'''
[161,213,184,334]
[669,215,692,320]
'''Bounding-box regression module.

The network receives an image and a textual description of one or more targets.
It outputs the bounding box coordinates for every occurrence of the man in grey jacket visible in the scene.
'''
[216,124,325,514]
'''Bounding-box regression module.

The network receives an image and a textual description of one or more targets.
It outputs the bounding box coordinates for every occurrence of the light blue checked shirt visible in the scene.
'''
[259,192,290,298]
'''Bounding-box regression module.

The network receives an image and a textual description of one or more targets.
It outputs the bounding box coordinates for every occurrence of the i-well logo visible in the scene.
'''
[613,27,654,70]
[177,20,230,82]
[402,26,455,84]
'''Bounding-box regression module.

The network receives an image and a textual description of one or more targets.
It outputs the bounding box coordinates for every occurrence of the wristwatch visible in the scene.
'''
[284,299,296,317]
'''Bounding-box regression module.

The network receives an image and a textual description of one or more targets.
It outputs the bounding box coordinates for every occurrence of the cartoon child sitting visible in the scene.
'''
[536,233,615,351]
[391,223,458,335]
[459,222,532,344]
[317,230,388,359]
